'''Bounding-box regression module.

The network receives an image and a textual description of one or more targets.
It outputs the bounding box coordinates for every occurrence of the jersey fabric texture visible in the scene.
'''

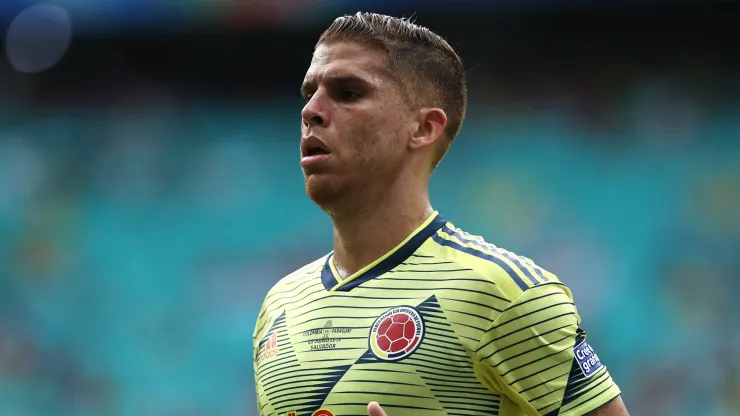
[253,212,620,416]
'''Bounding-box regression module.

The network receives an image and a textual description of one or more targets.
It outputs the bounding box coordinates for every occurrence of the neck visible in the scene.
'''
[329,178,433,279]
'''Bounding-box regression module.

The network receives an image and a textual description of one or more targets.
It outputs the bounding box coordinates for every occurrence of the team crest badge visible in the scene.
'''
[369,306,424,361]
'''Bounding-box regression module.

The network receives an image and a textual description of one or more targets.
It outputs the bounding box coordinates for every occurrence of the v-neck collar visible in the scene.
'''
[320,212,447,292]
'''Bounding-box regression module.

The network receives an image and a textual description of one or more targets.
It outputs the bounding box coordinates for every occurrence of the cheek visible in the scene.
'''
[342,109,405,162]
[374,115,407,153]
[343,113,378,151]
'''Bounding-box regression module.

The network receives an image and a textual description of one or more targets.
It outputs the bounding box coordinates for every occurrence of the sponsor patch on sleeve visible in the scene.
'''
[573,341,604,378]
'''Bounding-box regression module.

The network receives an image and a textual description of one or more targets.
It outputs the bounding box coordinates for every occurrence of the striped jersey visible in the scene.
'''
[253,212,620,416]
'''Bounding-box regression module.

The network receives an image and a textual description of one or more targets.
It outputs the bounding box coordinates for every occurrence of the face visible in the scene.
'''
[300,42,415,208]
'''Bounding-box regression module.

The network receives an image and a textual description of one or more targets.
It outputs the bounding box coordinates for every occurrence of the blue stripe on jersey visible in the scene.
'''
[439,225,541,286]
[430,233,530,291]
[321,215,449,291]
[533,267,548,281]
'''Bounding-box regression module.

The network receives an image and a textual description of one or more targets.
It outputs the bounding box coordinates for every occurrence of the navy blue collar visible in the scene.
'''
[321,214,448,292]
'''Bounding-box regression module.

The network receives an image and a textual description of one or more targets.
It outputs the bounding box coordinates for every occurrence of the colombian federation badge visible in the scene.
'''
[369,306,424,361]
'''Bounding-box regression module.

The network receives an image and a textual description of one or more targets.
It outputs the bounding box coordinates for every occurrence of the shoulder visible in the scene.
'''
[426,220,562,301]
[254,254,327,329]
[265,254,327,300]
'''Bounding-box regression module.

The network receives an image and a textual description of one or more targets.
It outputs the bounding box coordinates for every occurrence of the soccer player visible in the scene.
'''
[253,12,629,416]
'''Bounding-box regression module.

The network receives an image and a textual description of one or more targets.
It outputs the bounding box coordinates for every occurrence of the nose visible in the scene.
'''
[301,90,329,129]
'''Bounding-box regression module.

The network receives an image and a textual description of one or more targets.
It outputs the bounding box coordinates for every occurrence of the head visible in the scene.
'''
[300,12,467,210]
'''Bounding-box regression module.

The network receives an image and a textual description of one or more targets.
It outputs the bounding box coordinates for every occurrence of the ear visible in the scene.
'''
[409,107,448,151]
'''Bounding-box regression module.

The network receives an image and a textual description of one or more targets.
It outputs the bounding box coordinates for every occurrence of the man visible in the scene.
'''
[253,12,629,416]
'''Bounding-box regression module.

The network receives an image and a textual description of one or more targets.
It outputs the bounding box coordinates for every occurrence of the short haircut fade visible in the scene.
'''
[318,12,467,168]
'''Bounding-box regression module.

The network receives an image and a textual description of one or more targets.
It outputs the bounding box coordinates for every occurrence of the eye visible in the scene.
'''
[339,90,362,101]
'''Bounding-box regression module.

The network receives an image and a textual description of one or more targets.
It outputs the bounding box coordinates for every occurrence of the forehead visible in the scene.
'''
[304,42,393,84]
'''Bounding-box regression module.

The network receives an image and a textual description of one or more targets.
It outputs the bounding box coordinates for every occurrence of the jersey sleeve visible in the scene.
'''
[473,283,621,416]
[253,303,268,416]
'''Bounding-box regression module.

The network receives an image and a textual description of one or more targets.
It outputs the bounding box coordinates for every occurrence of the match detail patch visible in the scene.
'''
[573,340,604,378]
[369,306,424,361]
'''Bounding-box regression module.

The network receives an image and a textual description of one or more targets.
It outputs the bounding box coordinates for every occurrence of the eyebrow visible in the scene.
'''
[301,74,374,96]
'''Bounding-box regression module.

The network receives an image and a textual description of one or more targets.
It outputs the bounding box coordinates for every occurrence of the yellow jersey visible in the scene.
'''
[253,212,620,416]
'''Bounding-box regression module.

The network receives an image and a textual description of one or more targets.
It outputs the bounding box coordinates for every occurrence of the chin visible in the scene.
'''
[304,174,345,210]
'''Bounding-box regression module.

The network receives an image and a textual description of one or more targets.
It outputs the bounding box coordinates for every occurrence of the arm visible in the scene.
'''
[588,396,630,416]
[474,282,626,416]
[368,397,629,416]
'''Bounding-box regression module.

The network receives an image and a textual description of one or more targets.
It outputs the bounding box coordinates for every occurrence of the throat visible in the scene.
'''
[321,209,446,292]
[330,206,435,280]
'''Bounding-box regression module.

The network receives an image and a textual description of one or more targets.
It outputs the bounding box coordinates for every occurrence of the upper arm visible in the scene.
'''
[586,395,629,415]
[474,283,622,416]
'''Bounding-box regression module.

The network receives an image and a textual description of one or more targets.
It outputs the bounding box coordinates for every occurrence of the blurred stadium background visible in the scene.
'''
[1,0,739,415]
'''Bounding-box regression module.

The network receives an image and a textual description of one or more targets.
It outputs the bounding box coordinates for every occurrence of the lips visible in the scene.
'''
[301,136,331,157]
[300,136,332,169]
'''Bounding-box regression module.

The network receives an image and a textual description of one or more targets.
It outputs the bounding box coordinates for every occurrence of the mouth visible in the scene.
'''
[300,136,332,169]
[301,136,332,158]
[306,146,330,156]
